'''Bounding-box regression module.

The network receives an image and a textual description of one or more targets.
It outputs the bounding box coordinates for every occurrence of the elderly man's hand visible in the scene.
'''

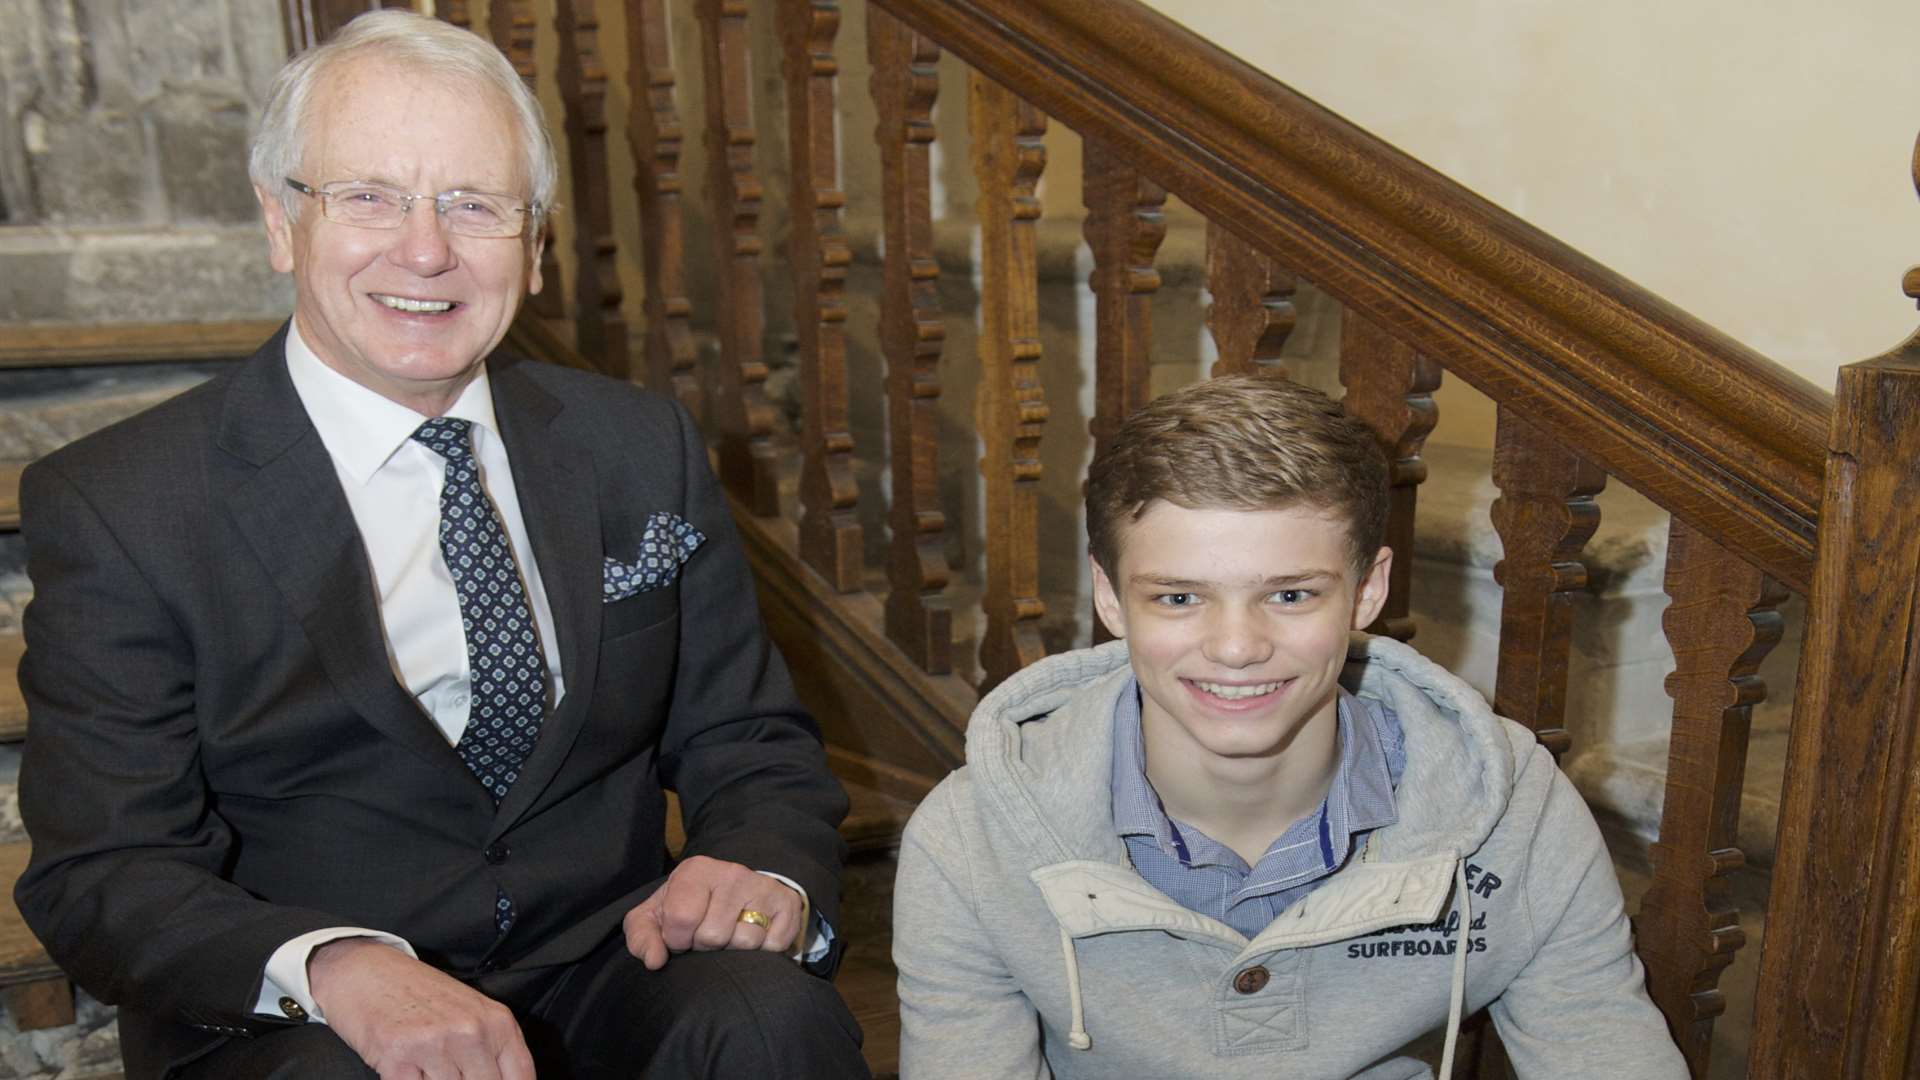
[622,855,805,970]
[308,938,535,1080]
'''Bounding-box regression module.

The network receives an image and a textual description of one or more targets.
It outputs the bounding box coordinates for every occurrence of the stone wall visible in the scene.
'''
[0,0,292,323]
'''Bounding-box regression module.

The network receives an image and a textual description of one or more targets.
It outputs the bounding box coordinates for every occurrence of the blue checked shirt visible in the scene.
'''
[1112,680,1405,939]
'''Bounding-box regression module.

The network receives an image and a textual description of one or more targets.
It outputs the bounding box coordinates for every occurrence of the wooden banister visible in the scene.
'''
[871,0,1828,595]
[444,1,1920,1074]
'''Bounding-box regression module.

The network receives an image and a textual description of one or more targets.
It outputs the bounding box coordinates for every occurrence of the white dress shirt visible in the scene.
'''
[255,323,817,1024]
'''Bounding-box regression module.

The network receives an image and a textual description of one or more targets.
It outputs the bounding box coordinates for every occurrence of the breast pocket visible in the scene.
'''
[602,579,681,640]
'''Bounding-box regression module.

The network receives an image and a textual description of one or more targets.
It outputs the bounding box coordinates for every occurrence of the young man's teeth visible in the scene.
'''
[375,294,454,313]
[1194,680,1281,700]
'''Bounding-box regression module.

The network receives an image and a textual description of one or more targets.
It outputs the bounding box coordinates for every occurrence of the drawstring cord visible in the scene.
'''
[1437,858,1471,1078]
[1057,925,1092,1050]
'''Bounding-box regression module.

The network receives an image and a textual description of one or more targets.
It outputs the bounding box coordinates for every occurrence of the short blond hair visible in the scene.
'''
[1085,374,1389,577]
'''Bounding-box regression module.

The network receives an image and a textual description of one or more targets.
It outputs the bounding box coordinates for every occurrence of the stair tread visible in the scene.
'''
[0,842,59,986]
[0,633,22,744]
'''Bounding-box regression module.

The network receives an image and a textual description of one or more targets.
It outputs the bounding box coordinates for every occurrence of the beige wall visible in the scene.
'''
[1145,0,1920,398]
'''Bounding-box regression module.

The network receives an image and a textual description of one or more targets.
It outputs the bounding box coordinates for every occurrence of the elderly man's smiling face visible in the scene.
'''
[258,56,543,415]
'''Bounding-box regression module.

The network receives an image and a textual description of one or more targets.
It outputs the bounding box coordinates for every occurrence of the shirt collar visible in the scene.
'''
[283,319,502,487]
[1110,679,1178,849]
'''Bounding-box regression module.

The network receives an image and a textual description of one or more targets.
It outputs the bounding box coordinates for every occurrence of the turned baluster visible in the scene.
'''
[1083,138,1164,463]
[486,0,565,321]
[625,0,701,416]
[1340,315,1441,643]
[971,73,1049,693]
[780,0,861,591]
[1205,222,1294,379]
[550,0,628,378]
[697,0,779,516]
[1637,520,1783,1078]
[1082,136,1164,645]
[869,7,951,674]
[1488,409,1604,756]
[437,1,473,30]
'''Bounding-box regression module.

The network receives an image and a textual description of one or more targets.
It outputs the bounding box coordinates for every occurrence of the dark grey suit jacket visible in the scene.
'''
[12,327,848,1077]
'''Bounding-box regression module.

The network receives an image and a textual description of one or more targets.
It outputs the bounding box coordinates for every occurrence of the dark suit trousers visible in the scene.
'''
[170,940,869,1079]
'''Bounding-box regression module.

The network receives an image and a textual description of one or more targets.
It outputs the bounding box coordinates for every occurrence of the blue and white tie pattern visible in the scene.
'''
[412,417,545,935]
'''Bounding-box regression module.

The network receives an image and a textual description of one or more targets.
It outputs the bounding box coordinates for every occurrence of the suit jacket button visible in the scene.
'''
[1232,966,1270,994]
[484,842,510,865]
[278,996,309,1021]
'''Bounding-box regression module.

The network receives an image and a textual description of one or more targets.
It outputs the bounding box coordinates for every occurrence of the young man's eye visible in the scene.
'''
[1151,592,1198,608]
[1271,589,1314,606]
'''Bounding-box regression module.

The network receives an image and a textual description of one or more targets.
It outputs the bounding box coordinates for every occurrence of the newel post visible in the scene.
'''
[1749,334,1920,1076]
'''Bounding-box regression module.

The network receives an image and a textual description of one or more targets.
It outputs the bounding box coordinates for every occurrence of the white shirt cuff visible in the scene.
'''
[754,870,834,963]
[256,927,417,1023]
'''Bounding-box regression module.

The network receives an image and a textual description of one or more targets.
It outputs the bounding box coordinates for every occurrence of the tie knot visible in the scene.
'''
[412,416,475,461]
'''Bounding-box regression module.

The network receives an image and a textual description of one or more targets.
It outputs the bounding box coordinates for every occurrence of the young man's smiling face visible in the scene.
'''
[1092,500,1391,772]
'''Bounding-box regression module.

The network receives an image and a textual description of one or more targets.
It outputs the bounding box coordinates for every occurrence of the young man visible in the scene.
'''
[893,375,1685,1078]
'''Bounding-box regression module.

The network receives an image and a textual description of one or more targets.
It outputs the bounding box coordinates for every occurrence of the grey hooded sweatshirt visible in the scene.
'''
[894,636,1686,1079]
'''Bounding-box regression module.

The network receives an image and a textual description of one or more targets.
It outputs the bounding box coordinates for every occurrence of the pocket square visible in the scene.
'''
[603,511,706,602]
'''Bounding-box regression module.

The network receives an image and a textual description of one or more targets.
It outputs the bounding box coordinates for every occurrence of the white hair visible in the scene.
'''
[249,10,557,221]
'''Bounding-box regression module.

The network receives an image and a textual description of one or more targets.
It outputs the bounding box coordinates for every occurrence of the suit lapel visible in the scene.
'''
[487,355,604,832]
[217,332,470,773]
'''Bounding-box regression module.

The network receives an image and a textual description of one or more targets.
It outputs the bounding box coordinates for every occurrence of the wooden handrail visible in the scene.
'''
[874,0,1831,594]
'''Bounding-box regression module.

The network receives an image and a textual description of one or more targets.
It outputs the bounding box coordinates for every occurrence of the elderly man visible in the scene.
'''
[13,12,866,1079]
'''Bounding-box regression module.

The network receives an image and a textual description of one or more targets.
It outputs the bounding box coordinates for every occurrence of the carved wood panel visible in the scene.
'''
[1489,408,1605,756]
[1637,519,1783,1078]
[1340,314,1441,643]
[781,0,862,592]
[698,0,779,517]
[970,72,1049,694]
[1205,221,1294,379]
[625,0,701,416]
[551,0,629,378]
[869,6,952,674]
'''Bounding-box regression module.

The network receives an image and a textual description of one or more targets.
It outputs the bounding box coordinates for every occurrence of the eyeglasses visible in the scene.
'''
[285,178,540,239]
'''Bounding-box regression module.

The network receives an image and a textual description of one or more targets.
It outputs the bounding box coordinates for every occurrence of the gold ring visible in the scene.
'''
[737,908,771,929]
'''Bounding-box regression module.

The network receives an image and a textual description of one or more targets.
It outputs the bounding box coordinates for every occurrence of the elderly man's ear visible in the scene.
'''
[525,226,546,296]
[255,183,295,275]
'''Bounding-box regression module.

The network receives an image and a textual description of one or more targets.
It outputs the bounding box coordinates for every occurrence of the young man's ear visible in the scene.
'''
[1089,555,1127,640]
[255,184,295,275]
[1350,546,1394,631]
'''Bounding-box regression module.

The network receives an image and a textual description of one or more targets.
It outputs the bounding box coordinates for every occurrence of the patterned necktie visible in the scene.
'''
[412,417,544,934]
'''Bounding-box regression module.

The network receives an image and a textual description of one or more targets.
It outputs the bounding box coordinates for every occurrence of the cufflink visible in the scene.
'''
[278,996,309,1021]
